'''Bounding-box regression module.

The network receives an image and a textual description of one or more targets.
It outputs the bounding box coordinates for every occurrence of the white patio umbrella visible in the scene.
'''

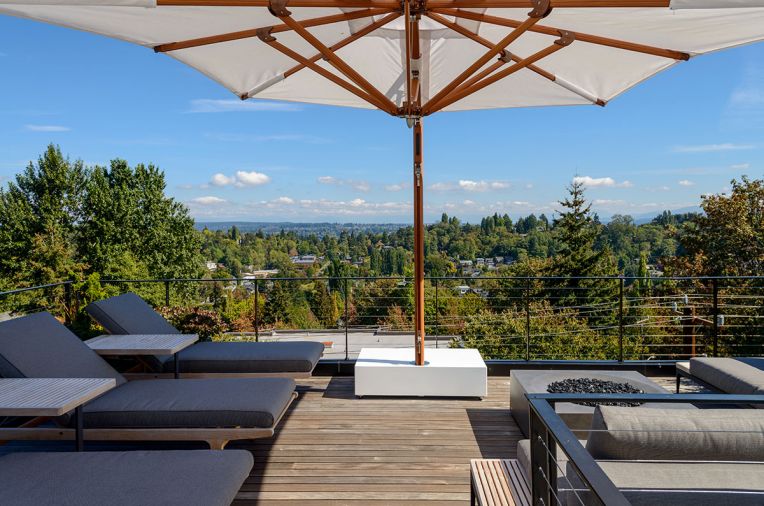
[3,0,764,366]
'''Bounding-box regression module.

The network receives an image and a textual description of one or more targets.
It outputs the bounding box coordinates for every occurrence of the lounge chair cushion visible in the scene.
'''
[82,377,295,428]
[690,357,764,396]
[564,461,764,506]
[0,450,252,506]
[165,341,324,374]
[0,312,125,386]
[85,292,179,335]
[586,406,764,461]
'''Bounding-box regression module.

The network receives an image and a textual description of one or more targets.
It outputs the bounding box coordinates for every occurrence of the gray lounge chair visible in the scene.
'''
[688,357,764,401]
[0,312,297,449]
[0,449,252,506]
[86,292,324,378]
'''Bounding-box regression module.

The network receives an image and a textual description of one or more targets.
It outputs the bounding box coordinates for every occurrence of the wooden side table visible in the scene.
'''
[0,378,116,451]
[86,334,198,378]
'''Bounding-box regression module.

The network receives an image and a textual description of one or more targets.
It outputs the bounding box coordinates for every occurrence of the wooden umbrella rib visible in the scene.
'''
[421,7,547,115]
[432,8,689,60]
[158,0,401,7]
[283,13,400,79]
[426,11,604,105]
[157,0,670,6]
[275,14,399,114]
[265,38,393,112]
[427,33,573,114]
[154,8,394,53]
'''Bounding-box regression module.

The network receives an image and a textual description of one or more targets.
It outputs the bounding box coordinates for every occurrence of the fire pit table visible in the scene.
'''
[510,370,693,437]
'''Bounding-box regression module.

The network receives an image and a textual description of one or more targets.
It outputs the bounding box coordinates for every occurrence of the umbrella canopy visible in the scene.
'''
[3,0,764,365]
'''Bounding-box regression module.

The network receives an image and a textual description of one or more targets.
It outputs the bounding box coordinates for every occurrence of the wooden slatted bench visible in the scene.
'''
[470,459,530,506]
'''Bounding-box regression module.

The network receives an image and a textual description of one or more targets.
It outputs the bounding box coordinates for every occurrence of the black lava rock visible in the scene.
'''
[546,378,644,407]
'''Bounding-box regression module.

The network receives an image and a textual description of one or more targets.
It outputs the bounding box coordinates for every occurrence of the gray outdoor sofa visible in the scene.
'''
[86,292,324,377]
[688,357,764,399]
[0,449,252,506]
[0,312,297,448]
[517,405,764,505]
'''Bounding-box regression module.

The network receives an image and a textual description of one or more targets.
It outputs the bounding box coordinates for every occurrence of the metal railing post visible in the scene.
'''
[525,278,531,362]
[164,280,170,306]
[618,276,624,362]
[64,281,73,325]
[712,278,719,357]
[344,277,349,361]
[434,278,439,349]
[254,279,260,342]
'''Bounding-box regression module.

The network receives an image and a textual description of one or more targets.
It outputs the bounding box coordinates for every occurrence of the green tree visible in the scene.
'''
[310,281,338,327]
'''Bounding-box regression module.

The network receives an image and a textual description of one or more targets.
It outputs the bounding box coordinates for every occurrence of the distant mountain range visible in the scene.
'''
[197,208,703,235]
[196,221,407,236]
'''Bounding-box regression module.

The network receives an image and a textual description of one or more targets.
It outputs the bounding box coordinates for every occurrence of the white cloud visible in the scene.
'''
[458,180,510,192]
[385,183,405,192]
[208,170,271,188]
[730,163,750,170]
[317,176,371,193]
[573,176,633,188]
[235,170,270,186]
[672,143,755,153]
[430,180,509,192]
[211,173,235,186]
[24,124,70,132]
[678,179,695,186]
[192,196,227,205]
[593,199,626,206]
[187,99,301,113]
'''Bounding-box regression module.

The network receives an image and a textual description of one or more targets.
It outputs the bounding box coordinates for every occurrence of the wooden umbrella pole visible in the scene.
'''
[413,119,425,366]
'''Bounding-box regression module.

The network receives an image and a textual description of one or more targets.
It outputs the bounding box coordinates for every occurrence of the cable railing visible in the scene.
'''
[1,275,763,361]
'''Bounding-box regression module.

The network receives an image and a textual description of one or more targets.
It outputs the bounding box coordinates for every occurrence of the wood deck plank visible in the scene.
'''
[232,376,516,505]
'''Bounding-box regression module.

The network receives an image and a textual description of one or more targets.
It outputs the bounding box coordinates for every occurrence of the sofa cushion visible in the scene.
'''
[586,406,764,461]
[564,461,764,506]
[690,357,764,395]
[0,450,252,506]
[83,377,295,428]
[86,292,179,335]
[166,341,324,374]
[0,312,125,386]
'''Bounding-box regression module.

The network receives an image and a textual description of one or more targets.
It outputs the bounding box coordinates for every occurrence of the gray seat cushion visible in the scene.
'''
[0,450,252,506]
[690,357,764,396]
[85,292,180,335]
[166,341,324,374]
[586,406,764,461]
[83,377,295,428]
[0,312,125,386]
[564,461,764,506]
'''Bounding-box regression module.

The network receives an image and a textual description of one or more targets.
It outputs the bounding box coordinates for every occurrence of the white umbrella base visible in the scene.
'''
[354,347,487,398]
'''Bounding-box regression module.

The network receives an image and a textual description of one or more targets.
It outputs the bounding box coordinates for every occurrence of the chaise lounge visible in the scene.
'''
[1,450,253,506]
[86,292,324,378]
[0,312,297,449]
[681,357,764,400]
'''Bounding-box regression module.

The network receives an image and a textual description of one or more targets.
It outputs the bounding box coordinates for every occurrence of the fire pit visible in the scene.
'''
[546,378,644,407]
[510,370,693,437]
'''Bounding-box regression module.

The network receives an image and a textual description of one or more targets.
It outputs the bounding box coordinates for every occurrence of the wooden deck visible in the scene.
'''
[229,376,518,505]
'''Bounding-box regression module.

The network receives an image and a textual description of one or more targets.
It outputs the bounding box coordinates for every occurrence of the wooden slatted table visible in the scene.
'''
[0,378,116,451]
[470,459,530,506]
[86,334,198,378]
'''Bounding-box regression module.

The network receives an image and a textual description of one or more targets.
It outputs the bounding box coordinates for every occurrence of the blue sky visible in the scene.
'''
[1,14,763,224]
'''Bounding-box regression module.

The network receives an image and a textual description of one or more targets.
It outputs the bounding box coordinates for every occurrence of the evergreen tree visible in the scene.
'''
[311,281,338,327]
[551,180,618,318]
[263,281,292,324]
